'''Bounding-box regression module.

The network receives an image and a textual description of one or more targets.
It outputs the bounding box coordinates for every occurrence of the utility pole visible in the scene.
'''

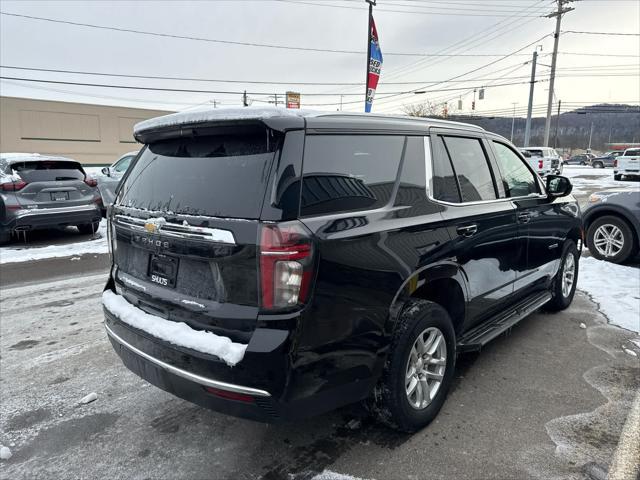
[588,121,594,151]
[524,49,539,147]
[364,0,375,111]
[543,0,574,146]
[554,99,561,148]
[242,90,248,107]
[340,95,344,111]
[274,94,278,107]
[511,102,518,142]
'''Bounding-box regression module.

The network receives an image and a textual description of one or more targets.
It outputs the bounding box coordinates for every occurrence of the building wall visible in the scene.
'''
[0,97,171,165]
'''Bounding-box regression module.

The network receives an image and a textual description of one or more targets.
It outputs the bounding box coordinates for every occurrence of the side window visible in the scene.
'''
[300,135,404,216]
[442,136,497,202]
[492,142,538,198]
[394,136,426,206]
[114,155,133,173]
[431,136,461,203]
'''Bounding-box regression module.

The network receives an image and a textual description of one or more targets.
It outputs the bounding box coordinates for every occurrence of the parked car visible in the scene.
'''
[520,147,563,175]
[591,151,624,169]
[97,151,138,216]
[584,189,640,263]
[0,153,102,244]
[102,108,581,432]
[519,148,551,176]
[613,148,640,181]
[565,154,591,166]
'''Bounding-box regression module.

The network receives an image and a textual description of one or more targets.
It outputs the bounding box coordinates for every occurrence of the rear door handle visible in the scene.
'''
[518,212,531,223]
[456,224,478,237]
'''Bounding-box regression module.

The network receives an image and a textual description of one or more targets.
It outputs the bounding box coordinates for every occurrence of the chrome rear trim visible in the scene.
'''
[114,214,236,245]
[14,204,99,217]
[105,323,270,398]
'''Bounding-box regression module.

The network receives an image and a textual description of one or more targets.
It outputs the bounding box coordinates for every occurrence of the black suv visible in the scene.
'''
[103,109,581,432]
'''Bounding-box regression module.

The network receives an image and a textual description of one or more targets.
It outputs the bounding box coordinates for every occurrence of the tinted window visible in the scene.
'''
[624,149,640,156]
[526,149,544,157]
[492,142,538,198]
[431,136,461,203]
[442,136,496,202]
[11,160,84,182]
[300,135,404,216]
[118,126,281,218]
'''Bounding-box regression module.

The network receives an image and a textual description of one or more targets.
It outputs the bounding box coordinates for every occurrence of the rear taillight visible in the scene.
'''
[85,177,98,187]
[613,160,618,168]
[538,160,544,169]
[1,180,27,191]
[259,221,314,310]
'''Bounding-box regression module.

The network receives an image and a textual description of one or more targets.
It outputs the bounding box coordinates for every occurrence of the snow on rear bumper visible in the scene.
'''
[102,290,247,366]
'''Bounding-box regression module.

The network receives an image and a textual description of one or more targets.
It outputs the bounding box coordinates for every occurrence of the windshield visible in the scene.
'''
[118,126,281,219]
[11,160,85,182]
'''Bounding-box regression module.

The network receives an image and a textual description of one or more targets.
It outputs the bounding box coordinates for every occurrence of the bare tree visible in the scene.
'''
[402,101,438,117]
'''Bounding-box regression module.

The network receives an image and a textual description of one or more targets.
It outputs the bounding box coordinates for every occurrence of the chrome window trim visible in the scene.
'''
[423,135,548,207]
[114,214,236,245]
[104,323,271,398]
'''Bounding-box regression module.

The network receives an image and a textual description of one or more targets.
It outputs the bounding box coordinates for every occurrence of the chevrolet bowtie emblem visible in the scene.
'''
[144,222,159,233]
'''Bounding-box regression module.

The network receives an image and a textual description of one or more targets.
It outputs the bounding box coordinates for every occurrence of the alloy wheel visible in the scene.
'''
[561,252,576,298]
[593,224,624,258]
[405,327,447,410]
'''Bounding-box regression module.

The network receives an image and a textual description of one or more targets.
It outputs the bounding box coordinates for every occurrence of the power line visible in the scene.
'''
[563,30,640,36]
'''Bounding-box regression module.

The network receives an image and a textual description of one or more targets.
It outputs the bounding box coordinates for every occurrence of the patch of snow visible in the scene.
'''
[79,392,98,404]
[0,220,107,264]
[312,471,371,480]
[0,446,12,460]
[578,256,640,333]
[102,290,247,366]
[119,275,147,292]
[579,323,587,329]
[623,348,637,357]
[562,166,640,196]
[134,105,317,137]
[70,256,81,261]
[630,339,640,350]
[181,299,205,309]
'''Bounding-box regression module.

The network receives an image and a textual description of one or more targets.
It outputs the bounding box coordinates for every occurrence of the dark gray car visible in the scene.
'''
[583,188,640,263]
[591,151,624,169]
[0,153,102,244]
[97,151,138,215]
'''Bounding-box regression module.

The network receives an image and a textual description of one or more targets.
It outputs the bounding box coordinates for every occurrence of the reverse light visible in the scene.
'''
[1,180,27,191]
[259,221,314,310]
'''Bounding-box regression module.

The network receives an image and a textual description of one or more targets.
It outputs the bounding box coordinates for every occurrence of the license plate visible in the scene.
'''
[148,254,178,288]
[51,192,68,201]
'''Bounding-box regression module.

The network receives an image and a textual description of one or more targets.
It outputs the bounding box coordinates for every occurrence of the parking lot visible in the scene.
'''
[1,166,639,480]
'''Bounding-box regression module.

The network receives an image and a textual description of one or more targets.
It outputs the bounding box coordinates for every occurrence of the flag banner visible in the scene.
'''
[365,15,382,113]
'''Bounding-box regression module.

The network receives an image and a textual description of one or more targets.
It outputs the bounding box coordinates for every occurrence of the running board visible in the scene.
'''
[457,291,552,352]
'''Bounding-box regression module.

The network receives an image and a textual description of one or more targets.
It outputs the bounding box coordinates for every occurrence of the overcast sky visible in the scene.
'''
[0,0,638,117]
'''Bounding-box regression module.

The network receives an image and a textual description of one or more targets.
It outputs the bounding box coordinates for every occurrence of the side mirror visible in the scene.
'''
[101,167,111,177]
[546,175,572,199]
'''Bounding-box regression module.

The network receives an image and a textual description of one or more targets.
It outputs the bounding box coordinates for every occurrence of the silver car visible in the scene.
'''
[97,151,138,215]
[0,153,102,244]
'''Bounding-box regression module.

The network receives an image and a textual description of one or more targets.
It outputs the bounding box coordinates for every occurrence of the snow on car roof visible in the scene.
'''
[134,106,317,136]
[0,152,79,164]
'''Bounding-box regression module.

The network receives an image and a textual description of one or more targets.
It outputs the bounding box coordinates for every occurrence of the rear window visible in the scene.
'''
[526,149,544,157]
[624,149,640,156]
[118,126,281,218]
[11,161,84,182]
[300,135,404,216]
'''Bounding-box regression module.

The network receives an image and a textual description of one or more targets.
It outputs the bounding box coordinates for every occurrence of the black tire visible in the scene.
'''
[614,174,622,181]
[580,161,586,166]
[587,215,635,264]
[376,299,456,432]
[77,222,100,235]
[593,162,604,169]
[0,228,11,246]
[545,240,579,312]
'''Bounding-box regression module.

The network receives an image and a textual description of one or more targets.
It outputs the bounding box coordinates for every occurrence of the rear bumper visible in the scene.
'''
[103,292,375,422]
[4,204,101,231]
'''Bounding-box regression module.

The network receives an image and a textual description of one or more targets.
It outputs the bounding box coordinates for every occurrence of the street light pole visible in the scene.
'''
[511,102,518,142]
[524,48,539,147]
[588,121,594,151]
